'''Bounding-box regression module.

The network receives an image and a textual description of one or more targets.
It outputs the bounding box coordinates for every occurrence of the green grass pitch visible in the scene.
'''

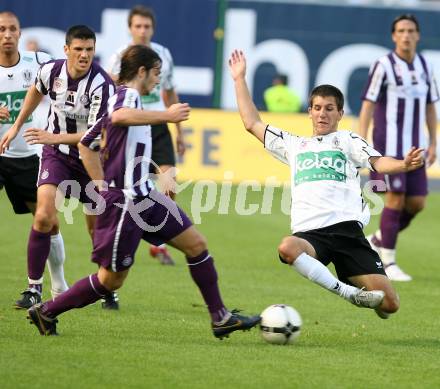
[0,187,439,388]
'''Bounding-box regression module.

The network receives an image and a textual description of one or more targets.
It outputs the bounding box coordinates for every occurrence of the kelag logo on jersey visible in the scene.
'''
[0,91,32,124]
[141,85,161,105]
[295,151,347,185]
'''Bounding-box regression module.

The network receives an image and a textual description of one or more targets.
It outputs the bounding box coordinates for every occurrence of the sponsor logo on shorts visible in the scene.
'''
[392,177,402,189]
[122,256,133,267]
[376,261,383,269]
[295,151,347,185]
[41,169,49,180]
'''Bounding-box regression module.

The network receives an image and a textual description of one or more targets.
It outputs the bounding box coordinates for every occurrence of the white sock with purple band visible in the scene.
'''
[292,253,358,301]
[47,232,69,298]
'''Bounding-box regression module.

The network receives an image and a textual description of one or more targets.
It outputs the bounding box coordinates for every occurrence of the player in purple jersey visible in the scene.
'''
[26,45,260,339]
[359,14,438,281]
[107,5,186,265]
[0,11,68,303]
[0,25,117,308]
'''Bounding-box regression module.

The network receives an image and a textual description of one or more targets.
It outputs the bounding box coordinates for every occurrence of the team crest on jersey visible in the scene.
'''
[295,151,347,185]
[41,169,49,180]
[22,69,32,83]
[332,136,342,150]
[299,140,308,149]
[53,77,65,93]
[80,94,90,105]
[393,63,403,84]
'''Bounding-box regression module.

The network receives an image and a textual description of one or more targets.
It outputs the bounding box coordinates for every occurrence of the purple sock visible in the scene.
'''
[399,210,415,232]
[380,208,401,249]
[186,250,227,322]
[41,273,109,318]
[27,228,51,282]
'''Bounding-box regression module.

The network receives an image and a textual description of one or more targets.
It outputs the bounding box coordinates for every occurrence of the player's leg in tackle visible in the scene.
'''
[278,236,386,310]
[348,273,399,319]
[84,213,119,310]
[28,268,128,335]
[167,225,261,339]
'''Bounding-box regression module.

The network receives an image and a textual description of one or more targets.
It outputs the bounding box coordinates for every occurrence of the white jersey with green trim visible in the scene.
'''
[264,126,381,233]
[107,41,175,111]
[0,50,51,158]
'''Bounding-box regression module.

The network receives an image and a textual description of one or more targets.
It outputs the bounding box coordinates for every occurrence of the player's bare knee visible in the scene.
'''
[278,237,303,264]
[183,232,208,258]
[99,272,126,291]
[33,210,55,232]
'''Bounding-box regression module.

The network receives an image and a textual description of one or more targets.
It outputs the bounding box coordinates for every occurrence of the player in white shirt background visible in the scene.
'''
[0,11,68,304]
[229,49,425,320]
[107,5,185,266]
[359,14,438,281]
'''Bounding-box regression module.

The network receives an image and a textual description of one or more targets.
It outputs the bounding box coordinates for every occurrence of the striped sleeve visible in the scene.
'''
[361,60,386,103]
[88,78,115,127]
[264,125,297,165]
[35,61,54,95]
[80,115,106,151]
[348,131,381,170]
[113,88,140,111]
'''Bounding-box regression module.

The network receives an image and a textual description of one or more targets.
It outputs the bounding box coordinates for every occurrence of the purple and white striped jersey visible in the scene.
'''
[81,86,154,197]
[362,51,439,158]
[35,59,114,158]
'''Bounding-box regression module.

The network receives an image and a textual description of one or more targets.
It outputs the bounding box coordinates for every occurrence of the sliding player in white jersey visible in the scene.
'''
[359,14,438,281]
[0,11,68,304]
[0,24,115,309]
[107,5,185,265]
[229,50,425,320]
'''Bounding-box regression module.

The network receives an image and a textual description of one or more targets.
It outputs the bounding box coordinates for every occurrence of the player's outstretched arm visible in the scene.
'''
[0,85,43,154]
[111,104,190,127]
[370,147,424,174]
[23,129,86,146]
[229,50,266,143]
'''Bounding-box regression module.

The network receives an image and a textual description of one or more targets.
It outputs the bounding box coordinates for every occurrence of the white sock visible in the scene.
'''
[375,229,382,241]
[47,232,69,296]
[381,248,396,267]
[292,253,358,301]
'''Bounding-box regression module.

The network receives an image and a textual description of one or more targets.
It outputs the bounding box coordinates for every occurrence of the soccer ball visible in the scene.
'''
[260,304,302,345]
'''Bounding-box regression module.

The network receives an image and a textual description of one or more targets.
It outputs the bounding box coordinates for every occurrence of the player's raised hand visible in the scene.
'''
[404,146,424,171]
[23,128,57,145]
[229,50,246,80]
[166,103,190,123]
[0,106,10,122]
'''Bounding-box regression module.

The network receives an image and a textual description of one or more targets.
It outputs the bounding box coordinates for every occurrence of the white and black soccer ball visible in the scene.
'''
[260,304,302,345]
